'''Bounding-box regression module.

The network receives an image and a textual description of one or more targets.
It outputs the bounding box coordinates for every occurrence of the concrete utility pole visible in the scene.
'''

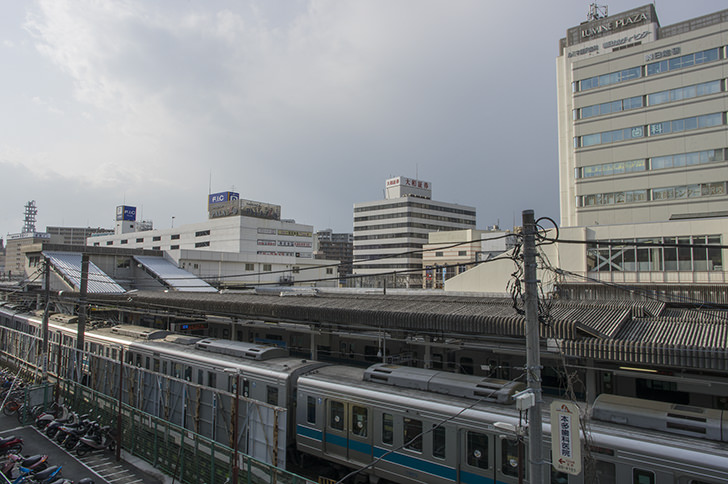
[523,210,544,483]
[77,254,89,383]
[41,257,50,380]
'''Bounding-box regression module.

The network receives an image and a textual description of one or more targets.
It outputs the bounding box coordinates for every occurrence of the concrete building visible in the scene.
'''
[5,232,51,280]
[46,226,114,246]
[314,229,353,284]
[88,194,337,287]
[353,177,476,288]
[422,228,514,288]
[448,5,728,295]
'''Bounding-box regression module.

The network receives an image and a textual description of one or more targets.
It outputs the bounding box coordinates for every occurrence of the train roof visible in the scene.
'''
[364,363,525,405]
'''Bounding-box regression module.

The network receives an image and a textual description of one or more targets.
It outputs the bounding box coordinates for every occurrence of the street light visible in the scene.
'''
[224,368,241,484]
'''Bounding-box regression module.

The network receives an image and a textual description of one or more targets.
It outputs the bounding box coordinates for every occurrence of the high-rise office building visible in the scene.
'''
[353,177,476,288]
[554,5,728,285]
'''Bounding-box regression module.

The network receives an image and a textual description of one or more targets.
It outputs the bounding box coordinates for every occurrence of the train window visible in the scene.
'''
[198,370,204,385]
[382,413,393,445]
[351,406,367,437]
[184,367,192,381]
[467,432,489,470]
[153,359,160,373]
[208,372,216,388]
[432,354,444,370]
[403,418,423,452]
[500,438,520,477]
[595,461,616,484]
[330,401,345,431]
[145,357,150,370]
[307,397,316,424]
[267,386,279,405]
[162,361,167,375]
[633,469,654,484]
[173,363,181,378]
[135,354,142,367]
[432,425,446,459]
[243,379,249,398]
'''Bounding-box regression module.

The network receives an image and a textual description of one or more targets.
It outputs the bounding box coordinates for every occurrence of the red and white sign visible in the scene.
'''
[550,400,582,475]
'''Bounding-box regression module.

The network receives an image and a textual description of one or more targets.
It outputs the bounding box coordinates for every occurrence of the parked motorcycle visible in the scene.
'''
[35,403,67,431]
[1,454,48,478]
[45,412,79,440]
[0,436,23,456]
[76,426,115,457]
[12,465,61,484]
[60,419,95,450]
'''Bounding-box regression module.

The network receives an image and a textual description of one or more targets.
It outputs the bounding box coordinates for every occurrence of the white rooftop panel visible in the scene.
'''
[134,256,217,292]
[44,251,125,294]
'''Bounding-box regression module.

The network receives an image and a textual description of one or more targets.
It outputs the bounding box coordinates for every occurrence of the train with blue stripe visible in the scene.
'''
[1,303,727,483]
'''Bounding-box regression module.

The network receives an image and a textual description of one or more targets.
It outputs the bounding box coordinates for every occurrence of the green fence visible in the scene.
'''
[60,381,312,484]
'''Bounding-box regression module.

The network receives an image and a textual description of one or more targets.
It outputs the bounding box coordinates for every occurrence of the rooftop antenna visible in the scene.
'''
[22,200,37,234]
[587,3,608,21]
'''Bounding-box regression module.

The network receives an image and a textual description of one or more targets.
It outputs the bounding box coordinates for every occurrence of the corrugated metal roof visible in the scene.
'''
[133,256,217,293]
[44,251,125,294]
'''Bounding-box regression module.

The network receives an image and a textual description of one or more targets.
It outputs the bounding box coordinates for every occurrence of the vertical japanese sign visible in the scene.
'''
[550,400,582,475]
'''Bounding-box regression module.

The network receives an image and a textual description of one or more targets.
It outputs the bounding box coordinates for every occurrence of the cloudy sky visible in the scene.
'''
[1,1,725,238]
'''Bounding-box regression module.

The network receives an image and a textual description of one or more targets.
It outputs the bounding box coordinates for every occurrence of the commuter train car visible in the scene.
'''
[1,304,728,483]
[296,364,728,484]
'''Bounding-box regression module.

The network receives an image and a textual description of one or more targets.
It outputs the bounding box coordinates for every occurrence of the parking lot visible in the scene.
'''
[0,413,166,484]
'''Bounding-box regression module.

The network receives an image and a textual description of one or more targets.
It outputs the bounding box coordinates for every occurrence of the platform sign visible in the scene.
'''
[550,400,582,475]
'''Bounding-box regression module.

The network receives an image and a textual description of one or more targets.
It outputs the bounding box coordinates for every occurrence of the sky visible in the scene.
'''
[1,0,726,239]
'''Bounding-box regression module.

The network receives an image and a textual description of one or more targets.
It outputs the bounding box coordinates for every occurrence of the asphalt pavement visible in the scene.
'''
[0,412,168,484]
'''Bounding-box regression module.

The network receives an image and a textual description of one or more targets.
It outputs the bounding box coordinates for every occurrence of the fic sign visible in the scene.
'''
[550,400,582,475]
[116,205,137,222]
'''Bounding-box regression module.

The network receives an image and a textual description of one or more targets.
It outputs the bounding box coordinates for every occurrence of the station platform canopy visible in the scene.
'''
[134,256,218,293]
[44,251,125,294]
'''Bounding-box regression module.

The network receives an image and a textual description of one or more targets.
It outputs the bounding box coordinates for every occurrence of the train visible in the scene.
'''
[0,303,726,484]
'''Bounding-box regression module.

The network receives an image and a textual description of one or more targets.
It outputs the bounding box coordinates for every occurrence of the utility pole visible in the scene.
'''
[523,209,544,483]
[77,254,89,383]
[41,257,50,380]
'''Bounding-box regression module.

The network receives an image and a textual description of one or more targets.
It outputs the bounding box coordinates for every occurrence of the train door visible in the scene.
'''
[495,435,523,483]
[324,400,348,461]
[457,429,495,484]
[323,400,373,465]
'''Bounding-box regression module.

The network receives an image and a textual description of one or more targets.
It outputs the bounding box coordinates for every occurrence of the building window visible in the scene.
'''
[116,257,130,269]
[435,252,443,257]
[170,245,180,250]
[326,268,334,274]
[195,241,210,248]
[245,263,254,271]
[171,234,180,240]
[93,242,99,247]
[293,266,300,273]
[579,66,641,91]
[152,246,160,250]
[106,241,113,245]
[646,47,720,76]
[120,239,128,245]
[195,230,210,237]
[263,264,272,272]
[458,250,467,256]
[136,238,144,243]
[153,236,161,241]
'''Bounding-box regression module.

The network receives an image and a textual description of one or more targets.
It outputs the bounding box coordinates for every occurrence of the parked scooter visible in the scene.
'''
[12,465,62,484]
[45,412,79,440]
[48,478,94,484]
[35,403,67,431]
[0,436,23,456]
[75,426,115,457]
[59,418,95,450]
[1,454,48,478]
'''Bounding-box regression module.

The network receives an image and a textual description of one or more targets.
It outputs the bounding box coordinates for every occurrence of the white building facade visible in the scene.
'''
[88,195,337,287]
[353,177,476,287]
